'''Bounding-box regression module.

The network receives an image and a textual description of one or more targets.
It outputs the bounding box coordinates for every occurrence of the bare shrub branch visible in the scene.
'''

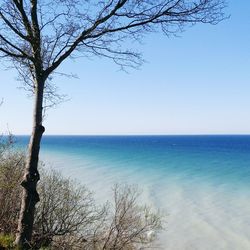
[0,146,164,249]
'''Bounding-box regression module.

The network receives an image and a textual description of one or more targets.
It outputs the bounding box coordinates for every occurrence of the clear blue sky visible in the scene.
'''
[0,0,250,135]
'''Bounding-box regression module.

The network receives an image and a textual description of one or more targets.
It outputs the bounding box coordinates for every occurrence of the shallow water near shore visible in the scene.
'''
[16,135,250,249]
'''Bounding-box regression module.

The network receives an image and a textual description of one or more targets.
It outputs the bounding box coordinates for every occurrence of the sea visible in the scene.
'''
[15,135,250,250]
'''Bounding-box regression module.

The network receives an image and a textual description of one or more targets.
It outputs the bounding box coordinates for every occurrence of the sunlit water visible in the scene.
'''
[16,135,250,249]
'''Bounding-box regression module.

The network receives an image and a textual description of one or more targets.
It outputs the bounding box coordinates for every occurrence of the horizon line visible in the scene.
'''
[12,134,250,136]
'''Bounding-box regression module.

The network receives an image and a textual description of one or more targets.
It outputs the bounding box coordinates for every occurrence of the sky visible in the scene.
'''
[0,0,250,135]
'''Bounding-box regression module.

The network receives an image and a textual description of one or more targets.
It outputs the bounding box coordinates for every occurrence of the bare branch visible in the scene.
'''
[0,47,27,59]
[43,0,226,76]
[11,0,33,39]
[0,10,29,41]
[0,34,32,60]
[0,0,226,93]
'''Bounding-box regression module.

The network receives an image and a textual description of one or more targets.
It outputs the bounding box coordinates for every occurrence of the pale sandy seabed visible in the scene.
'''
[40,152,250,250]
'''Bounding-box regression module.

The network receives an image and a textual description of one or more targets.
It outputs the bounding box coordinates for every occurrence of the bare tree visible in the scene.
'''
[0,0,226,248]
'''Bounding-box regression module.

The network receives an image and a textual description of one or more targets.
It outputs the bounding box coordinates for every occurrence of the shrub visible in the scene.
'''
[33,168,103,249]
[0,137,24,234]
[0,140,164,249]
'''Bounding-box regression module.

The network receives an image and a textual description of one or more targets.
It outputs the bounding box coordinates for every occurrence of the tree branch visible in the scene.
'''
[12,0,33,39]
[0,10,30,41]
[44,0,225,76]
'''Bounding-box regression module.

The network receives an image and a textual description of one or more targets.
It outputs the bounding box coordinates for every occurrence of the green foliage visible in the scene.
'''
[0,234,15,249]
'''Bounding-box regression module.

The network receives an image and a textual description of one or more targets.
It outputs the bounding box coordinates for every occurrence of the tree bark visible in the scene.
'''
[15,78,45,249]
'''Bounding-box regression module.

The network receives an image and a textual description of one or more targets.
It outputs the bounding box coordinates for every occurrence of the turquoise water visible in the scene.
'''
[16,136,250,249]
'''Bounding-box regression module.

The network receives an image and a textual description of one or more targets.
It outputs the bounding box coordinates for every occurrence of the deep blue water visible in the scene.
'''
[14,135,250,249]
[16,135,250,186]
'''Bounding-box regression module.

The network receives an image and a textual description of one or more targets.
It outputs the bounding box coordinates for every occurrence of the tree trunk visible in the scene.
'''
[15,79,45,249]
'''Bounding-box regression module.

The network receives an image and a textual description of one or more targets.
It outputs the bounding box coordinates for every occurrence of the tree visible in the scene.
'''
[0,0,226,248]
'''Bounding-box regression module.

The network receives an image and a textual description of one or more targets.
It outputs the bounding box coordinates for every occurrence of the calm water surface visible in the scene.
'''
[16,135,250,249]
